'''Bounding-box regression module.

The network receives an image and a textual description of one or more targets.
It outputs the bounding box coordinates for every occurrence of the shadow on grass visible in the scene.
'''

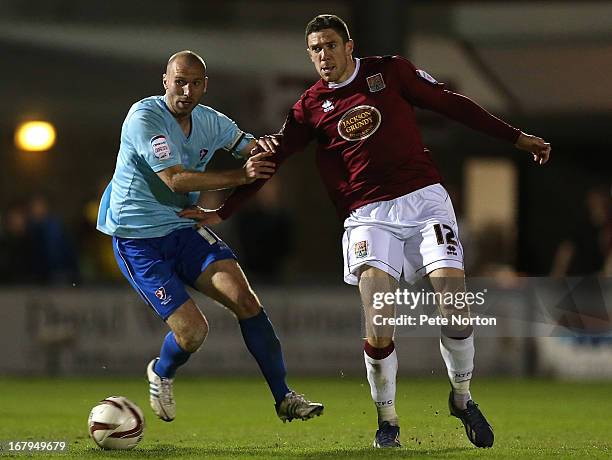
[83,444,474,458]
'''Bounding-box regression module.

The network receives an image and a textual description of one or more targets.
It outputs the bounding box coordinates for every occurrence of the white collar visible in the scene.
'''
[327,58,360,89]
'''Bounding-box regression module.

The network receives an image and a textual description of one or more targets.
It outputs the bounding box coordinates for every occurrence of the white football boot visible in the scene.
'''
[276,391,324,422]
[146,358,176,422]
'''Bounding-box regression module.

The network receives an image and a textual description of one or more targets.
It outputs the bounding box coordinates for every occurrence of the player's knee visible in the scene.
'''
[235,290,262,318]
[177,317,209,352]
[359,265,389,279]
[439,301,472,332]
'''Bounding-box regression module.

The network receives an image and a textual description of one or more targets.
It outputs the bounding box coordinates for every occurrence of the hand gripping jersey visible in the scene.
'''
[218,56,520,220]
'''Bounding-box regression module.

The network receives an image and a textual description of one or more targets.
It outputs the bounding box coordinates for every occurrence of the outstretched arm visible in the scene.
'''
[396,57,551,164]
[417,89,550,165]
[157,150,276,193]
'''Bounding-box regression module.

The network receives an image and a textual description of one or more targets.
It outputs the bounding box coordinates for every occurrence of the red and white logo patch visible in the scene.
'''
[151,135,171,160]
[154,287,167,301]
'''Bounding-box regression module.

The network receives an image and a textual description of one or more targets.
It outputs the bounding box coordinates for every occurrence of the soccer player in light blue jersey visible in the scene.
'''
[97,50,323,423]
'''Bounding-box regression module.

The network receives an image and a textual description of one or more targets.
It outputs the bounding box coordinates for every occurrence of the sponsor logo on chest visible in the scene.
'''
[337,105,382,141]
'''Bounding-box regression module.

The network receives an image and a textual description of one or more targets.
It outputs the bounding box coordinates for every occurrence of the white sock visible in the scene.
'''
[440,333,474,409]
[364,348,399,425]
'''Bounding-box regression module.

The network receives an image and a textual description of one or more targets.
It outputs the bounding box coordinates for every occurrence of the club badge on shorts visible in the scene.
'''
[354,240,368,259]
[154,287,166,300]
[366,73,385,92]
[155,287,172,305]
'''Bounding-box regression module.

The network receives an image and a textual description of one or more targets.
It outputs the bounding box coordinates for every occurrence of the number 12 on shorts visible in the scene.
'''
[433,223,458,246]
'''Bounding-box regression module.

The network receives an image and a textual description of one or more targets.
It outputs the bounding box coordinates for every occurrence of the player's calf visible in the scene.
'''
[440,328,474,414]
[148,321,204,422]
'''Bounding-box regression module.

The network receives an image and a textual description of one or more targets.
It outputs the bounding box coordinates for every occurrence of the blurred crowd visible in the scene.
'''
[1,182,610,286]
[0,176,296,286]
[550,186,612,277]
[0,195,79,285]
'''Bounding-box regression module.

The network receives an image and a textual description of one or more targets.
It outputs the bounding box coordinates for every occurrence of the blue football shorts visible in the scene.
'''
[113,226,236,320]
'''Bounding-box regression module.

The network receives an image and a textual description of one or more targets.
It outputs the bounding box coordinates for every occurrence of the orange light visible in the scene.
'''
[15,121,56,152]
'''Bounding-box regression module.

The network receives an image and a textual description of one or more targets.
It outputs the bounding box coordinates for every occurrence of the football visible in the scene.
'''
[88,396,145,450]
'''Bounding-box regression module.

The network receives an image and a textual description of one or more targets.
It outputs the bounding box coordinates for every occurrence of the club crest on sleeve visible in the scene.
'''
[322,99,335,113]
[366,73,385,92]
[151,135,171,160]
[354,240,368,259]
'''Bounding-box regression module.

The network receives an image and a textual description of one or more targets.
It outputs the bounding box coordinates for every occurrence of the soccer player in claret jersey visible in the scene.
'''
[180,16,551,448]
[97,50,323,425]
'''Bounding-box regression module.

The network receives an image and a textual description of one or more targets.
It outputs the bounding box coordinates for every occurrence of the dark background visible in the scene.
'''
[1,0,610,283]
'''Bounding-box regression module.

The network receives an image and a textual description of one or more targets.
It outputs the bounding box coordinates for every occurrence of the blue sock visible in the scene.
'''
[239,309,290,404]
[154,332,191,378]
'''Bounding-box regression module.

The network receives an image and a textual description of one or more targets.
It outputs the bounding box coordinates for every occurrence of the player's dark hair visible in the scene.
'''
[305,14,351,44]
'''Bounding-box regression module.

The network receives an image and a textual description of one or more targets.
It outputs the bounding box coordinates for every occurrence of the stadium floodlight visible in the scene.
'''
[15,121,56,152]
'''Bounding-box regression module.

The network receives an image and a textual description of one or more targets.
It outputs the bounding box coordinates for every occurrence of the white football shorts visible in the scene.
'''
[342,183,464,285]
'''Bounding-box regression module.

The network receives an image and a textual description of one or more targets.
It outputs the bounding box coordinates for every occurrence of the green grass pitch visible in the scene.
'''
[0,377,610,459]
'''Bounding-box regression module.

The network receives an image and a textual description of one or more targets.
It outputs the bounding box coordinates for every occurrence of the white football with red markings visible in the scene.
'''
[88,396,145,450]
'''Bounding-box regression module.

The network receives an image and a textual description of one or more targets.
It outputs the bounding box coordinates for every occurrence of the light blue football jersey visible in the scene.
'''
[97,96,253,238]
